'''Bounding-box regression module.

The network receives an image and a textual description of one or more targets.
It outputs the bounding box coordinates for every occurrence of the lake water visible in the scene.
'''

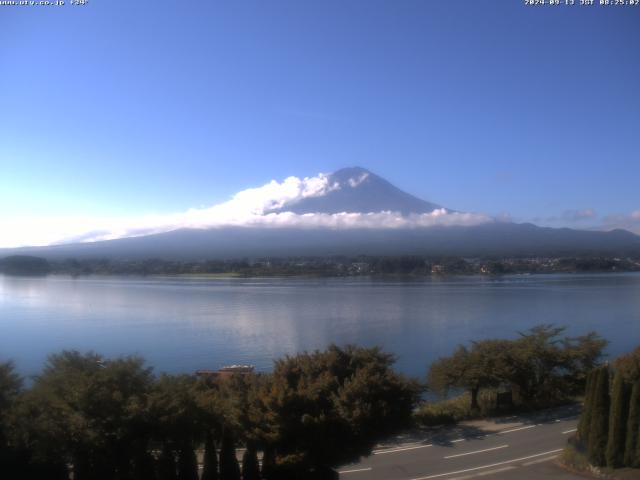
[1,273,639,379]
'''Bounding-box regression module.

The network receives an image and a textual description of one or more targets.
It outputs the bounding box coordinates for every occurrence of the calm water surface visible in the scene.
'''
[1,273,639,378]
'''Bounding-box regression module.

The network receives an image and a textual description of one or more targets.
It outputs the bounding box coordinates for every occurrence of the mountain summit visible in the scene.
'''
[268,167,445,215]
[1,166,639,259]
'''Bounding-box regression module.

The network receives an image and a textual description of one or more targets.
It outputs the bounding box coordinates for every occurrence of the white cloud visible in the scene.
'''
[562,209,596,221]
[0,173,493,248]
[600,210,640,235]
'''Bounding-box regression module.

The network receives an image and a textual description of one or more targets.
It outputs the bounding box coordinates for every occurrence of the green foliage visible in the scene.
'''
[615,347,640,383]
[577,369,597,443]
[201,435,219,480]
[0,360,22,442]
[414,390,498,426]
[259,344,422,473]
[561,442,591,471]
[177,445,199,480]
[11,351,155,479]
[624,381,640,467]
[157,446,178,480]
[0,255,51,275]
[606,371,631,467]
[587,366,610,467]
[242,443,261,480]
[219,430,241,480]
[428,325,607,411]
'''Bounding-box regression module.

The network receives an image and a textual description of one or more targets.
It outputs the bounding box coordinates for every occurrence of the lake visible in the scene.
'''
[1,273,639,378]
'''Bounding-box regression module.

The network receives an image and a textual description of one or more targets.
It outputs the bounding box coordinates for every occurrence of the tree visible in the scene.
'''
[624,381,640,467]
[157,446,178,480]
[242,443,261,480]
[219,429,241,480]
[177,445,199,480]
[261,446,276,480]
[606,371,631,467]
[429,326,607,411]
[428,341,509,411]
[615,347,640,383]
[259,345,422,475]
[201,434,219,480]
[577,368,597,444]
[588,366,610,467]
[0,361,22,445]
[12,351,154,480]
[148,374,209,478]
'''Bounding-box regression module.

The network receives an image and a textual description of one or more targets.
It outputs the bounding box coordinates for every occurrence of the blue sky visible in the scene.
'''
[1,0,639,245]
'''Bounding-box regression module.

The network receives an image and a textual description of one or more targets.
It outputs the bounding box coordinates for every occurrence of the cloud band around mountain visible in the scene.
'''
[0,173,492,248]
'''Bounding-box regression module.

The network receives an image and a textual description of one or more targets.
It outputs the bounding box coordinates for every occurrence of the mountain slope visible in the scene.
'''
[2,167,639,260]
[5,223,640,260]
[269,167,445,215]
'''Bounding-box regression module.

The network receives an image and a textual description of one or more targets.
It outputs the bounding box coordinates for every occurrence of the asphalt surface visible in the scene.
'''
[339,406,584,480]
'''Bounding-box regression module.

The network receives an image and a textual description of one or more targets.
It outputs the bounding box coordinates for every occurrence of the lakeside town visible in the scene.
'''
[2,254,639,278]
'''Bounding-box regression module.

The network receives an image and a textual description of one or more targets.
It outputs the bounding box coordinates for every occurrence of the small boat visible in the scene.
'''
[195,364,255,378]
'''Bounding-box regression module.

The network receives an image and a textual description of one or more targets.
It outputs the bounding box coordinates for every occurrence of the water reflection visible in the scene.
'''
[1,273,639,378]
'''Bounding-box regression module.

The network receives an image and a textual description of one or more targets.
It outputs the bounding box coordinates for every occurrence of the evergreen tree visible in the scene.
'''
[624,381,640,467]
[177,445,199,480]
[577,369,597,443]
[261,446,276,480]
[201,435,219,480]
[606,372,631,467]
[219,430,241,480]
[588,366,610,467]
[242,443,261,480]
[157,446,178,480]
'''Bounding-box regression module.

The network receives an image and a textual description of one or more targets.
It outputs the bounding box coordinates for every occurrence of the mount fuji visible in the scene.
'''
[2,167,639,260]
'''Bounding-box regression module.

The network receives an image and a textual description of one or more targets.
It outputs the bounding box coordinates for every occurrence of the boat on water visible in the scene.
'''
[195,364,255,378]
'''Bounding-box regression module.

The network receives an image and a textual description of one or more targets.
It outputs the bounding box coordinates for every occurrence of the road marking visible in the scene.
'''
[522,455,559,466]
[498,425,536,434]
[338,467,373,474]
[477,466,517,476]
[449,466,517,480]
[451,438,466,443]
[373,444,433,455]
[562,428,577,434]
[410,448,564,480]
[444,445,509,459]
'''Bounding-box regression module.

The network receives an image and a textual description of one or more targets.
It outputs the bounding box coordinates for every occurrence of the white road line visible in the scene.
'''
[410,448,564,480]
[498,425,536,434]
[338,467,373,474]
[522,455,559,466]
[562,428,577,434]
[444,445,509,459]
[451,438,466,443]
[477,466,517,476]
[373,444,433,455]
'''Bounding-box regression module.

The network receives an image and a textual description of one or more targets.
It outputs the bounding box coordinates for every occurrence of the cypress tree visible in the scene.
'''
[177,445,199,480]
[578,369,597,444]
[156,446,178,480]
[201,435,219,480]
[624,381,640,467]
[261,447,276,480]
[588,366,610,467]
[219,430,241,480]
[606,372,631,467]
[242,443,261,480]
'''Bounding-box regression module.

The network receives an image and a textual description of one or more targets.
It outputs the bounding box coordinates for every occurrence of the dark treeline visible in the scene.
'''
[574,347,640,469]
[0,345,421,480]
[427,325,608,413]
[2,255,639,277]
[0,327,627,478]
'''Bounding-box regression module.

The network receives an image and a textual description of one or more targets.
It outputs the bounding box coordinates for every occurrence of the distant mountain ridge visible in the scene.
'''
[1,167,640,260]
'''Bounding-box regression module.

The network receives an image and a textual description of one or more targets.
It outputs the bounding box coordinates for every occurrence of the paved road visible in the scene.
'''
[339,407,583,480]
